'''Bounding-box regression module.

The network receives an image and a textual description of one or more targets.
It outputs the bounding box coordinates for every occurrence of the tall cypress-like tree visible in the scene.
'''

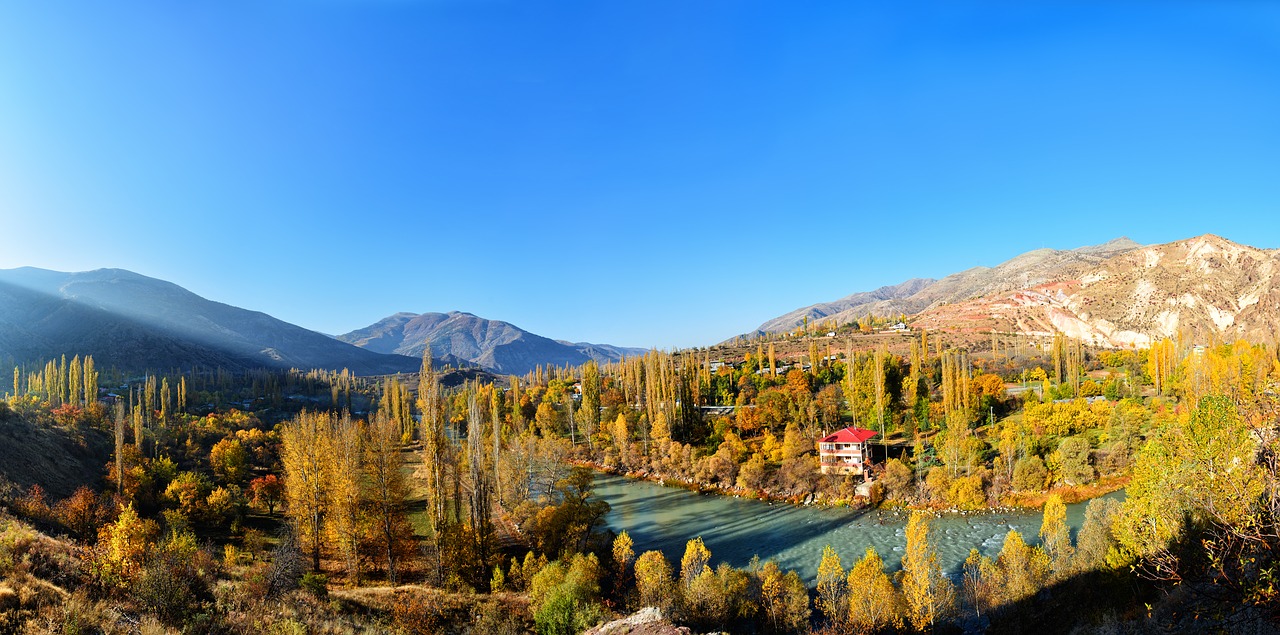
[281,410,333,572]
[365,410,412,584]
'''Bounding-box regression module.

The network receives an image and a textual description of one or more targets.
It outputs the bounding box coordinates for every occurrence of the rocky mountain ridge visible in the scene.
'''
[338,311,647,376]
[751,238,1143,336]
[913,234,1280,346]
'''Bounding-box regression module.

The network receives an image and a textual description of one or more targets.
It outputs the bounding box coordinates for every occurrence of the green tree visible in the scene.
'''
[1056,436,1094,485]
[1114,395,1266,581]
[1012,455,1047,491]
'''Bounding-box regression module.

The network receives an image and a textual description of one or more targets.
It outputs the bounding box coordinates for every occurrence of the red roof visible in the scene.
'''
[820,427,878,444]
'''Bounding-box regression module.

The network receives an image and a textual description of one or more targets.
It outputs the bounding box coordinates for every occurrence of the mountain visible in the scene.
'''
[913,234,1280,347]
[0,267,420,375]
[749,237,1144,336]
[339,311,647,375]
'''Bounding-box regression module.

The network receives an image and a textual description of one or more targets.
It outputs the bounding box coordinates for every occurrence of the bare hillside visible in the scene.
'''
[914,234,1280,346]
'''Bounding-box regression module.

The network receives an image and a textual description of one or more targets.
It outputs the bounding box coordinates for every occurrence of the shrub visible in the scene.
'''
[300,572,328,599]
[133,531,218,627]
[1012,456,1048,492]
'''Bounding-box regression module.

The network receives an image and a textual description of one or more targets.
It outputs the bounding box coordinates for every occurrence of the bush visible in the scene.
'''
[946,475,986,510]
[132,531,218,627]
[530,553,604,635]
[300,572,328,599]
[267,536,305,597]
[1012,456,1048,492]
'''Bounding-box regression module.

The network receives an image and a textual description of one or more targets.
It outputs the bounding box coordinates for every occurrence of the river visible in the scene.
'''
[593,474,1125,581]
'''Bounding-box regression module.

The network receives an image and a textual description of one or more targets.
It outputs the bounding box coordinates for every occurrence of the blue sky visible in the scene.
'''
[2,1,1279,349]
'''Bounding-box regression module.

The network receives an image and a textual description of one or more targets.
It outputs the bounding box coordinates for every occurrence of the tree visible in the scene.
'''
[757,560,810,634]
[900,511,955,631]
[681,536,712,586]
[815,545,846,626]
[1040,494,1073,576]
[846,547,903,634]
[613,530,634,576]
[209,437,250,485]
[88,503,158,589]
[582,361,601,445]
[280,411,333,571]
[1074,497,1122,573]
[530,553,605,635]
[994,530,1049,605]
[365,411,413,583]
[53,486,106,541]
[1115,395,1266,581]
[880,457,915,503]
[1056,436,1094,485]
[248,475,283,514]
[1012,455,1047,491]
[961,548,997,619]
[634,550,676,612]
[327,414,364,585]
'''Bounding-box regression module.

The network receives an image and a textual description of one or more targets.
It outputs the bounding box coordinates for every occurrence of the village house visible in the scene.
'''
[817,426,878,475]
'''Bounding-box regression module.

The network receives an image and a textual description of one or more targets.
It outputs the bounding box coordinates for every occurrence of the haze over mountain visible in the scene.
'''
[339,311,647,376]
[751,237,1143,337]
[0,267,421,375]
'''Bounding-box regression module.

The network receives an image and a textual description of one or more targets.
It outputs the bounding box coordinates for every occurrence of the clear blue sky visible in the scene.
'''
[2,2,1279,349]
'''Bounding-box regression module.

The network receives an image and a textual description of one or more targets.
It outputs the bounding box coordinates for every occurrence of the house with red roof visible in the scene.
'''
[817,426,878,475]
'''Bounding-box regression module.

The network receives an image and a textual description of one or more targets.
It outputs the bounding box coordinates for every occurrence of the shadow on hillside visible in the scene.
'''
[975,563,1278,635]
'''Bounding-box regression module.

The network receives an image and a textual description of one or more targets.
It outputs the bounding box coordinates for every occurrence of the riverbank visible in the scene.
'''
[998,475,1130,508]
[590,472,1126,581]
[570,458,871,509]
[574,458,1128,517]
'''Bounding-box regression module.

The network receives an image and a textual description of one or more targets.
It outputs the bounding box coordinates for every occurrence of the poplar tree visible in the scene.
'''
[365,411,411,583]
[418,348,446,535]
[327,413,363,585]
[846,547,904,633]
[281,410,333,572]
[510,376,525,432]
[177,376,187,414]
[68,356,82,407]
[581,361,600,445]
[113,402,126,495]
[83,356,97,405]
[159,378,171,426]
[900,512,955,631]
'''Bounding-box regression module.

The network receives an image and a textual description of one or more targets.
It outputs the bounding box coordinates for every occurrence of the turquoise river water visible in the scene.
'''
[593,473,1125,582]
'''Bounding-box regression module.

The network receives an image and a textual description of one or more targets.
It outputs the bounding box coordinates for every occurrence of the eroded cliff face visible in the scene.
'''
[913,234,1280,347]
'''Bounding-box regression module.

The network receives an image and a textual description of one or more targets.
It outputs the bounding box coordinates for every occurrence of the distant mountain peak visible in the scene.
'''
[339,311,645,375]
